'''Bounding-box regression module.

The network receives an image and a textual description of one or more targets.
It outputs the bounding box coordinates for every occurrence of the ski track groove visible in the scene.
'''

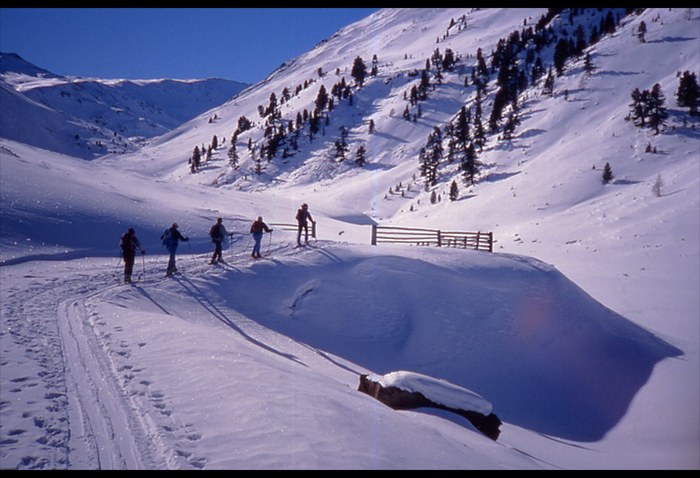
[1,243,312,469]
[0,259,215,469]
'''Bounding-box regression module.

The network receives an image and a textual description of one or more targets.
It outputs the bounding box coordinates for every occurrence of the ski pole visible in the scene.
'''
[140,252,146,280]
[187,240,196,263]
[114,256,122,274]
[267,230,273,256]
[244,235,252,255]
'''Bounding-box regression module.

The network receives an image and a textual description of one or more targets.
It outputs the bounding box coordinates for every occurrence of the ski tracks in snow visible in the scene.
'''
[1,274,73,469]
[59,297,206,469]
[0,259,205,469]
[1,245,319,469]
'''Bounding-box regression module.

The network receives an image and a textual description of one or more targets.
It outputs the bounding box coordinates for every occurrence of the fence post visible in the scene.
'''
[371,224,377,245]
[312,221,317,239]
[437,230,442,247]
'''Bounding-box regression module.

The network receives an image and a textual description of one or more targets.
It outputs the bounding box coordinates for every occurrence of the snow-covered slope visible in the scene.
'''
[0,7,698,470]
[0,52,249,159]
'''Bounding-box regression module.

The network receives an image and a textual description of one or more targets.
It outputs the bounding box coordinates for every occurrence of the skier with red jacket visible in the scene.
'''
[250,216,272,258]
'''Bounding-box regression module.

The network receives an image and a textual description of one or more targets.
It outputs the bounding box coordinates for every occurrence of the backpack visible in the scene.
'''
[210,224,220,240]
[161,228,172,246]
[120,233,133,254]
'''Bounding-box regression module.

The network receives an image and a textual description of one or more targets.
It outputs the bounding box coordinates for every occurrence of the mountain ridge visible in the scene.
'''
[0,51,250,159]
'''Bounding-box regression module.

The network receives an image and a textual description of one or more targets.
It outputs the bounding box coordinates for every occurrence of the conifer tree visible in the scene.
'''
[454,105,470,151]
[584,52,595,75]
[531,56,545,85]
[442,48,456,71]
[553,39,570,75]
[602,162,614,184]
[502,106,520,140]
[255,153,263,175]
[676,70,700,116]
[637,21,647,43]
[227,143,239,169]
[472,90,486,151]
[444,123,456,163]
[461,143,479,186]
[265,92,279,119]
[351,56,367,87]
[424,127,443,186]
[449,180,459,201]
[418,147,429,179]
[355,144,366,167]
[419,69,431,100]
[629,87,650,127]
[489,88,508,133]
[574,24,587,54]
[191,146,201,172]
[315,84,329,113]
[236,115,252,135]
[475,47,489,83]
[334,126,349,161]
[648,83,668,134]
[543,67,555,96]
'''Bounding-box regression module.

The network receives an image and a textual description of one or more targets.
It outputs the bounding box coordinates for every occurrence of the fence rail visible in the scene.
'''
[263,222,490,252]
[371,225,492,252]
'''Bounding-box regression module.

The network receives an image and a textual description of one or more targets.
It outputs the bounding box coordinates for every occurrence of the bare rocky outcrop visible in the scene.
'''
[358,374,502,441]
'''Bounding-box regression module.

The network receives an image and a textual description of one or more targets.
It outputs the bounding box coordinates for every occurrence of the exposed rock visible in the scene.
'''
[358,373,501,440]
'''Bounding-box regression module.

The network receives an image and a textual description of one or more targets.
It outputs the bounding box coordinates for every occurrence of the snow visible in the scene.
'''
[367,371,493,415]
[1,8,698,470]
[0,52,249,159]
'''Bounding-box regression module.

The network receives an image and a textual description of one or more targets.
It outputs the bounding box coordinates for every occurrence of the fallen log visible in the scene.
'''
[358,372,501,441]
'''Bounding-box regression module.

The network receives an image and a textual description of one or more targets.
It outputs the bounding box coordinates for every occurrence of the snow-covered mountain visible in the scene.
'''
[0,52,249,159]
[0,8,698,470]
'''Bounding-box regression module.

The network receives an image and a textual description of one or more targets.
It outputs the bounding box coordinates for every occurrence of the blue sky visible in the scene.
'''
[0,8,378,84]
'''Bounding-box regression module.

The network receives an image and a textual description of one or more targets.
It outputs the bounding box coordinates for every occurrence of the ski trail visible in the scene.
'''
[1,246,323,469]
[58,299,149,468]
[1,273,73,469]
[0,259,172,469]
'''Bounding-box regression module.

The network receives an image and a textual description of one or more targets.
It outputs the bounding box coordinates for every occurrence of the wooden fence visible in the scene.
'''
[265,222,491,252]
[370,225,493,252]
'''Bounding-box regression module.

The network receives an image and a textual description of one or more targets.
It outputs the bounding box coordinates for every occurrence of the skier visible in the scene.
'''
[161,222,189,275]
[209,217,229,264]
[249,216,272,258]
[295,203,315,246]
[119,227,145,283]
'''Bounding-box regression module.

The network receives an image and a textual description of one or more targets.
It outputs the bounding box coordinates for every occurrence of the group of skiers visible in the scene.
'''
[118,203,315,283]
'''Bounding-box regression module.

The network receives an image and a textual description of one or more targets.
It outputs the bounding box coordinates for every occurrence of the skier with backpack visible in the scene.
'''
[295,203,316,247]
[119,227,145,283]
[209,217,229,264]
[249,216,273,258]
[161,222,189,276]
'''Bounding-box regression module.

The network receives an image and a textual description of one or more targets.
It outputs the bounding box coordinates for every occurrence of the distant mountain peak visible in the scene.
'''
[0,51,250,159]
